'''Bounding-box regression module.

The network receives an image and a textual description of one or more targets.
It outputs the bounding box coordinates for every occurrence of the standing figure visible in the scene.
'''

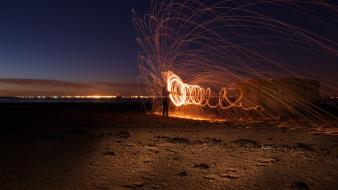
[162,86,170,118]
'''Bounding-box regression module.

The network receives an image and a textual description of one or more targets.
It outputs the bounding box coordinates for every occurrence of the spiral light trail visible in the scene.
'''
[165,71,258,110]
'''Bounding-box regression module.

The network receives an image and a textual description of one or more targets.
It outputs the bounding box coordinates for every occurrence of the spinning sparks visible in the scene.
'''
[133,0,338,127]
[165,71,258,110]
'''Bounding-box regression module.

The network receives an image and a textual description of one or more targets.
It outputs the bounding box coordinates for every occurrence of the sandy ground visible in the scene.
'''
[0,103,337,190]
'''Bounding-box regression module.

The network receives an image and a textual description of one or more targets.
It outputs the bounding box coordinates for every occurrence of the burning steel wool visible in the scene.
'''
[165,71,259,110]
[133,0,338,127]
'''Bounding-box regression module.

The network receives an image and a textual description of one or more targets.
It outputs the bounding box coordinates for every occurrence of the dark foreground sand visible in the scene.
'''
[0,103,337,190]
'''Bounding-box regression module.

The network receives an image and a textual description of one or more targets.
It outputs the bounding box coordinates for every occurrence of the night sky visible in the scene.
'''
[0,0,337,96]
[0,0,148,96]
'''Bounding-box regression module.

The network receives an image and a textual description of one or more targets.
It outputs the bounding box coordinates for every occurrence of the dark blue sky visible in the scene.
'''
[0,0,148,83]
[0,0,336,96]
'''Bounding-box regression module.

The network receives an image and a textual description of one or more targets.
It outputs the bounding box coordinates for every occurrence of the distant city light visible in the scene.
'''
[15,95,153,99]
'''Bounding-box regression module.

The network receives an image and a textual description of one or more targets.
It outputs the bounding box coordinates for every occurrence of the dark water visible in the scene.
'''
[0,98,149,104]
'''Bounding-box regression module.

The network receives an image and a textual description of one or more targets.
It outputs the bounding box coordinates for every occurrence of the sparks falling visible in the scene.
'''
[133,0,338,127]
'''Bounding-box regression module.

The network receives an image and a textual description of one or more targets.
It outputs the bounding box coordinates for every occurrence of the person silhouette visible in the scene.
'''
[162,86,170,118]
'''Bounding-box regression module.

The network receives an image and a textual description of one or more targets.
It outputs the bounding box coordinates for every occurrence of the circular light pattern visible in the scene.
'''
[166,71,257,110]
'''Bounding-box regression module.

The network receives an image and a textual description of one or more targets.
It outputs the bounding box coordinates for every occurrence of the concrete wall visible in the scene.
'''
[238,78,320,114]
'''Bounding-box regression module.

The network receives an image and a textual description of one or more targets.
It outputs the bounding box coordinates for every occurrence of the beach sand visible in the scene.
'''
[0,103,337,190]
